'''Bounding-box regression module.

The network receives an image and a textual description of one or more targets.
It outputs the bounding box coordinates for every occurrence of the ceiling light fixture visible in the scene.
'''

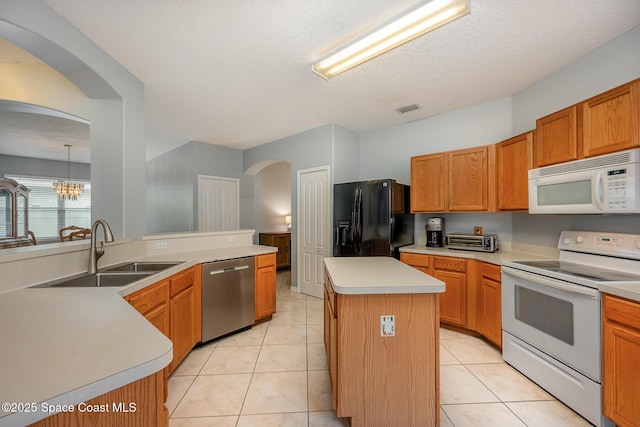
[312,0,470,80]
[53,144,84,201]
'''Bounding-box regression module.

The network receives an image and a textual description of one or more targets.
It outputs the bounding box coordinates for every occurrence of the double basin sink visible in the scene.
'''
[33,262,183,288]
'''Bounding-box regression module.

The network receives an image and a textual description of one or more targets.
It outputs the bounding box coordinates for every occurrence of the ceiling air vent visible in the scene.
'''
[396,104,420,114]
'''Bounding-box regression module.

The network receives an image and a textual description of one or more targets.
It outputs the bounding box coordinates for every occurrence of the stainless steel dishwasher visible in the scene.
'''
[201,257,255,343]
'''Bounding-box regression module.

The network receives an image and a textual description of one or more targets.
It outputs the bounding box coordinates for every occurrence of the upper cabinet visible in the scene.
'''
[411,146,494,213]
[534,106,579,168]
[410,153,446,212]
[497,132,533,211]
[582,79,640,158]
[534,78,640,168]
[448,146,492,211]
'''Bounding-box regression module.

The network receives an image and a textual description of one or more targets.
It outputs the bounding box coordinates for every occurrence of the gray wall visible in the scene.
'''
[357,25,640,247]
[254,162,292,234]
[146,141,245,233]
[0,154,90,180]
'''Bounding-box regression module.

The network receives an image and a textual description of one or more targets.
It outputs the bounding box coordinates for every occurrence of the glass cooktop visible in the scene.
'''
[506,260,640,284]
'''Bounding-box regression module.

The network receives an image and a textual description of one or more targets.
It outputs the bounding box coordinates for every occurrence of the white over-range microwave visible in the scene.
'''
[529,148,640,214]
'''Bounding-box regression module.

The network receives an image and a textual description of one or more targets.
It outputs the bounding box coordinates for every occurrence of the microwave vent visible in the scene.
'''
[530,148,639,178]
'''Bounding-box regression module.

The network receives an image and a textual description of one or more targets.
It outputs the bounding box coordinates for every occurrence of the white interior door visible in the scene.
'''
[198,175,239,231]
[297,166,330,298]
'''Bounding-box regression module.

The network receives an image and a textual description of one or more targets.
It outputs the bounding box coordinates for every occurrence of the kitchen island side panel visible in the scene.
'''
[337,292,439,427]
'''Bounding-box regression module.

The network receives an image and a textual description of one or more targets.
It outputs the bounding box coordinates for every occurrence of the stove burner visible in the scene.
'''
[512,260,640,283]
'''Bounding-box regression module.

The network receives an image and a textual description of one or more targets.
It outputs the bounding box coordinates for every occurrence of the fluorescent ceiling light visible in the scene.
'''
[312,0,470,80]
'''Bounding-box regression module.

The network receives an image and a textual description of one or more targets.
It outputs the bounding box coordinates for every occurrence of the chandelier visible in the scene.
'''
[53,144,84,201]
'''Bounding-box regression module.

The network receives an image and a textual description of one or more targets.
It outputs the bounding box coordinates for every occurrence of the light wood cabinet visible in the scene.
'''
[448,146,492,211]
[476,262,502,347]
[255,253,277,322]
[432,256,467,327]
[399,252,431,274]
[603,293,640,427]
[126,266,201,375]
[324,272,439,427]
[259,232,291,269]
[168,266,201,373]
[496,132,533,211]
[30,373,167,427]
[410,145,495,213]
[410,153,446,212]
[583,79,640,158]
[534,105,579,167]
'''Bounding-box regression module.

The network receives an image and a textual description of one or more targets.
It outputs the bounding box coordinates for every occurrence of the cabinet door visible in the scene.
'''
[603,294,640,426]
[497,132,533,211]
[448,146,488,211]
[534,105,579,167]
[411,153,446,212]
[255,254,277,321]
[583,80,640,158]
[170,285,196,373]
[324,286,338,411]
[479,275,501,347]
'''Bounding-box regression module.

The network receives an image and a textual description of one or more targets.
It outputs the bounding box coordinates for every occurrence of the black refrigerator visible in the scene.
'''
[333,179,414,258]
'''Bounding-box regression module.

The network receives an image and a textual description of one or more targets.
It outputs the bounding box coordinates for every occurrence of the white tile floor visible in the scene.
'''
[168,271,592,427]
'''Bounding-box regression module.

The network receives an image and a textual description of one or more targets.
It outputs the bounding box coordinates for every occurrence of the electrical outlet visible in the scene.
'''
[226,236,236,243]
[474,226,483,236]
[380,315,395,337]
[155,241,168,250]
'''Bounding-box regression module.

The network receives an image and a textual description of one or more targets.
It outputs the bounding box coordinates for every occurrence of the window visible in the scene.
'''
[6,175,91,244]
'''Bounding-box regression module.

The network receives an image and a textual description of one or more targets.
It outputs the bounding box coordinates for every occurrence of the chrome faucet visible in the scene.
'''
[88,219,115,274]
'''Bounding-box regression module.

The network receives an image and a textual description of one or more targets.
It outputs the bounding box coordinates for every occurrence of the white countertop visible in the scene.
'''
[324,257,445,295]
[0,244,277,427]
[599,283,640,303]
[399,244,553,265]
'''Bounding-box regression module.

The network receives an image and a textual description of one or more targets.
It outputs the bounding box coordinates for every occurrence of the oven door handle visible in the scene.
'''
[502,266,600,298]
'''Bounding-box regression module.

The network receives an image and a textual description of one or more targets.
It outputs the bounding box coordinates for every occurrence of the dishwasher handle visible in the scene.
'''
[209,264,250,275]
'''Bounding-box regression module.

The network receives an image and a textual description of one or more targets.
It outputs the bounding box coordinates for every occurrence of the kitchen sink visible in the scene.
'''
[33,272,155,288]
[101,261,183,272]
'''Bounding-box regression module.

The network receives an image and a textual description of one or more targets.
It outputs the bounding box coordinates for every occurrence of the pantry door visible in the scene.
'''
[297,166,330,299]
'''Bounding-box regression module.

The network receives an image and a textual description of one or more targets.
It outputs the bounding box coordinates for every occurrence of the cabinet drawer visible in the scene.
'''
[433,256,466,272]
[400,252,430,268]
[481,262,501,282]
[256,253,276,269]
[127,281,169,315]
[170,268,193,297]
[604,294,640,331]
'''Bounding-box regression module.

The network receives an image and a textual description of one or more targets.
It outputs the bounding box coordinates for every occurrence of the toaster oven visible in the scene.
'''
[446,233,499,252]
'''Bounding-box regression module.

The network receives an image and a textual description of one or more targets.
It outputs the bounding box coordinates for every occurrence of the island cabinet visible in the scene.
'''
[255,253,277,322]
[410,145,495,213]
[496,132,533,211]
[603,293,640,427]
[324,257,443,427]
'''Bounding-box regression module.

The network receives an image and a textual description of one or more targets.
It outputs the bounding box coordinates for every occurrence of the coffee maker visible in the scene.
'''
[426,217,444,247]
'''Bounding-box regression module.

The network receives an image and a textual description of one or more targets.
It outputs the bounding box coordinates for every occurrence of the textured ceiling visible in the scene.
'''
[11,1,640,158]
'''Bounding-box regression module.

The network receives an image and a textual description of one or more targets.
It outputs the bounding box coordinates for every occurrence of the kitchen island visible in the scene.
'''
[323,257,445,427]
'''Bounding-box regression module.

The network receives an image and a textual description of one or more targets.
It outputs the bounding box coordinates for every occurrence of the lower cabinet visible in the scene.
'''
[432,256,467,327]
[401,253,502,347]
[255,253,277,322]
[603,293,640,427]
[125,266,201,375]
[477,262,502,347]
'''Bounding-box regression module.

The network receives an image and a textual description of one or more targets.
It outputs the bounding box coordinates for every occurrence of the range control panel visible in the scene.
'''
[559,230,640,260]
